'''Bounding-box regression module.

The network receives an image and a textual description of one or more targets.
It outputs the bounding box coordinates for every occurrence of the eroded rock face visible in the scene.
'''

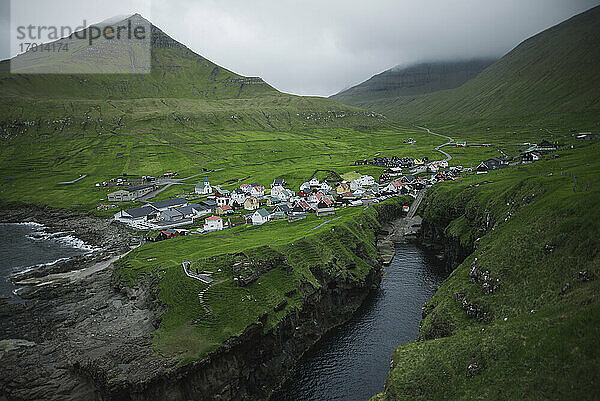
[1,203,397,400]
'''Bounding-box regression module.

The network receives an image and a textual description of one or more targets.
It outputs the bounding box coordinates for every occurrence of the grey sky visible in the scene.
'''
[2,0,599,96]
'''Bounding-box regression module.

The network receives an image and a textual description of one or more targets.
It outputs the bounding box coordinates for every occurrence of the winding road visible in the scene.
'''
[417,126,454,162]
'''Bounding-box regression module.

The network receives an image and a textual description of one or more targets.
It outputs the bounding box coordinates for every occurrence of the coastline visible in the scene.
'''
[1,200,410,400]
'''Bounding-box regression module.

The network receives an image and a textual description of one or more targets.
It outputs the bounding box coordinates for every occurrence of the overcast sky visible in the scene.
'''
[2,0,599,96]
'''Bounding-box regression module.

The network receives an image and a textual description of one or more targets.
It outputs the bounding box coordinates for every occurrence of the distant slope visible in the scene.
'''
[331,59,495,105]
[356,5,600,125]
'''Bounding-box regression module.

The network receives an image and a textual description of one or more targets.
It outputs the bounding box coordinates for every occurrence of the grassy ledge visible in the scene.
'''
[113,197,409,363]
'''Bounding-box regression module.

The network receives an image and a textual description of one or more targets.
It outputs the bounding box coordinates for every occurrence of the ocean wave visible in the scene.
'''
[12,257,73,277]
[17,223,99,253]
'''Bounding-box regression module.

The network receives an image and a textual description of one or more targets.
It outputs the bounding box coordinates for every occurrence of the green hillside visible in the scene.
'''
[331,59,495,105]
[346,5,600,130]
[0,14,383,139]
[371,139,600,401]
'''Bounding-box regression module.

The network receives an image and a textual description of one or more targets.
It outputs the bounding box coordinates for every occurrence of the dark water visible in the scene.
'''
[271,243,448,401]
[0,222,94,300]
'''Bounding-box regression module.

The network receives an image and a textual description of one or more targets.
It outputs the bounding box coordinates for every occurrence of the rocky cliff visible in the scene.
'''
[1,199,409,400]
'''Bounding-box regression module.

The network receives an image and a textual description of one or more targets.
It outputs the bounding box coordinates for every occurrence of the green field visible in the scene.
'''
[0,125,460,211]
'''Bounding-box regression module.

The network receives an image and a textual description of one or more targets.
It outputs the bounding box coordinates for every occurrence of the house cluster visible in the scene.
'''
[379,160,451,182]
[355,156,429,169]
[474,141,562,173]
[112,171,432,233]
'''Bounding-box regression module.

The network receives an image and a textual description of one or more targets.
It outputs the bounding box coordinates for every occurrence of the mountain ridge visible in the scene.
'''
[344,5,600,127]
[331,59,496,105]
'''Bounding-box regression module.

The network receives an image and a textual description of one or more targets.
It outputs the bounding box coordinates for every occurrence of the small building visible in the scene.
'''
[231,189,247,206]
[149,198,188,212]
[522,152,541,163]
[336,182,351,194]
[351,175,375,190]
[272,204,292,219]
[271,178,287,188]
[215,195,231,207]
[476,162,489,174]
[107,184,156,202]
[270,185,286,198]
[295,200,314,213]
[480,157,508,171]
[309,177,320,187]
[244,196,259,210]
[217,204,233,215]
[384,180,404,193]
[316,199,335,217]
[159,209,184,222]
[176,204,207,219]
[400,174,416,184]
[195,178,213,195]
[251,208,270,225]
[200,200,217,213]
[265,196,284,206]
[250,184,265,198]
[319,181,332,192]
[288,205,307,222]
[204,216,223,231]
[114,205,158,223]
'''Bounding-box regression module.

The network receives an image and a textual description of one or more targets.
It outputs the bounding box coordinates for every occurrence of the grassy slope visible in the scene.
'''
[370,141,600,400]
[345,6,600,131]
[115,198,409,362]
[331,59,495,105]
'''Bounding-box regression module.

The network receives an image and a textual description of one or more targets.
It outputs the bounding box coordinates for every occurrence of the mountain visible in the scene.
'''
[330,59,495,105]
[348,5,600,126]
[0,14,381,134]
[2,14,276,100]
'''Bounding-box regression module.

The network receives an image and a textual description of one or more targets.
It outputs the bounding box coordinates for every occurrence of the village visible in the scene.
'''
[103,140,561,241]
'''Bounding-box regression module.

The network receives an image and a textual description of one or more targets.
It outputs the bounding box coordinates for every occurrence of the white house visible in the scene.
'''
[250,185,265,198]
[251,208,270,225]
[350,175,375,191]
[231,189,247,205]
[428,164,440,173]
[215,196,231,207]
[195,178,213,195]
[270,185,286,198]
[203,216,223,231]
[319,182,332,192]
[384,180,404,193]
[309,177,320,187]
[300,181,311,191]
